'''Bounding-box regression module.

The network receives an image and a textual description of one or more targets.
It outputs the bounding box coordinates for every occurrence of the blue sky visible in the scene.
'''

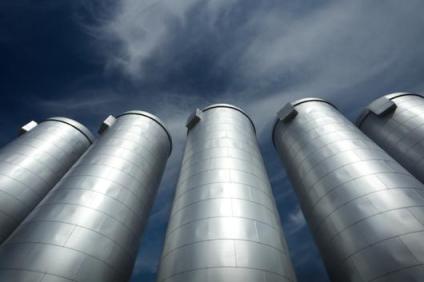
[1,1,424,281]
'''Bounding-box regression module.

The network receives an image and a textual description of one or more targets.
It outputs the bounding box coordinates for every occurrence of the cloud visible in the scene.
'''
[75,0,424,136]
[59,0,424,280]
[38,90,120,113]
[7,1,423,280]
[84,0,242,77]
[287,206,307,235]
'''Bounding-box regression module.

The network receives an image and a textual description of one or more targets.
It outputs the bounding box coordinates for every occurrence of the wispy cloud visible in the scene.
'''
[45,0,424,280]
[287,206,307,235]
[73,0,424,136]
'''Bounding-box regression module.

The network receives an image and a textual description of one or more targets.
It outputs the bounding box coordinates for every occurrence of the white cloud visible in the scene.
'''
[287,206,307,235]
[84,0,242,77]
[53,0,424,277]
[78,0,424,136]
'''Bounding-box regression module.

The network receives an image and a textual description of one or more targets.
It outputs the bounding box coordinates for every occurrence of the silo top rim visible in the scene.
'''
[385,92,422,100]
[356,92,423,127]
[117,110,172,155]
[290,97,337,108]
[46,117,95,144]
[201,104,256,133]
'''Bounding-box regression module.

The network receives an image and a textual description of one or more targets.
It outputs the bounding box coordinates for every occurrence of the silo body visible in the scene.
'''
[357,92,424,183]
[273,98,424,282]
[157,104,297,282]
[0,111,172,282]
[0,117,93,243]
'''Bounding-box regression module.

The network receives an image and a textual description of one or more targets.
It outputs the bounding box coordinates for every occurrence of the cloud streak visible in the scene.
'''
[43,0,424,280]
[76,0,424,135]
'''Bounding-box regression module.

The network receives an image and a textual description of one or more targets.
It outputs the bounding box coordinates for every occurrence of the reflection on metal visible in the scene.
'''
[357,92,424,183]
[0,111,172,282]
[273,98,424,282]
[0,117,93,243]
[157,104,297,282]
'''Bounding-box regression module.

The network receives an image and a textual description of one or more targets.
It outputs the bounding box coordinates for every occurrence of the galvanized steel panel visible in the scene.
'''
[357,92,424,184]
[0,111,171,282]
[0,117,93,243]
[157,104,297,282]
[273,98,424,281]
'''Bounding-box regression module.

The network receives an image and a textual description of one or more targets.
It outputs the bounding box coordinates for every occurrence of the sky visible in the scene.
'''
[1,0,424,281]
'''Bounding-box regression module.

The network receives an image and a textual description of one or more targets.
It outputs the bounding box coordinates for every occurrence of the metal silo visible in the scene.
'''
[357,92,424,183]
[273,98,424,282]
[0,117,93,243]
[0,111,172,282]
[157,104,297,282]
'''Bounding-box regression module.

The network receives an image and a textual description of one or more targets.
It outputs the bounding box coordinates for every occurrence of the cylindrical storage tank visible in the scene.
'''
[0,111,172,282]
[273,98,424,282]
[357,92,424,183]
[0,117,94,243]
[157,104,297,282]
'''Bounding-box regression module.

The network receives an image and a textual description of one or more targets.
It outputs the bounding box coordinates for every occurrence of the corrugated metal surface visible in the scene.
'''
[274,98,424,281]
[157,104,297,282]
[0,117,93,243]
[0,111,171,282]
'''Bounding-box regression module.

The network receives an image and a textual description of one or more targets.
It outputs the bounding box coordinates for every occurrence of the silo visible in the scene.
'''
[0,117,93,243]
[273,98,424,282]
[0,111,172,282]
[357,92,424,183]
[157,104,297,282]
